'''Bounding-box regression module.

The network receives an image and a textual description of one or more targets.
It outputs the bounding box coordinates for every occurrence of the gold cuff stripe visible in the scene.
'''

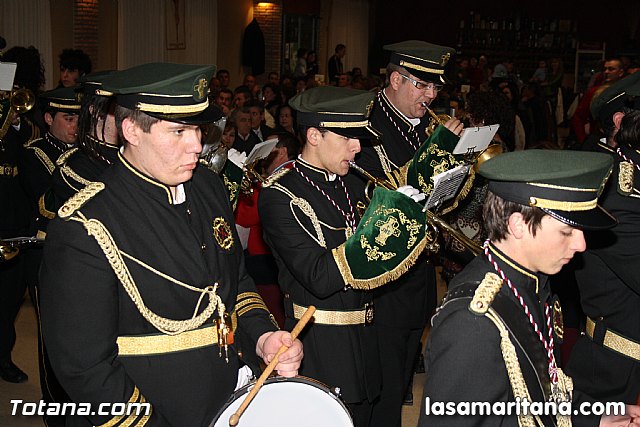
[117,323,219,356]
[38,194,56,219]
[399,60,444,75]
[136,99,208,114]
[292,302,369,326]
[318,119,369,128]
[48,102,81,110]
[96,386,142,427]
[528,196,597,211]
[237,292,262,300]
[235,297,268,311]
[237,303,270,317]
[586,317,640,361]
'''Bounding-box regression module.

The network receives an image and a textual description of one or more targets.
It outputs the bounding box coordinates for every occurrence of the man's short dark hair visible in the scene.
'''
[274,132,301,159]
[216,69,230,78]
[614,109,640,149]
[483,191,546,242]
[114,105,160,145]
[234,85,252,98]
[245,98,265,112]
[335,44,346,53]
[59,48,92,75]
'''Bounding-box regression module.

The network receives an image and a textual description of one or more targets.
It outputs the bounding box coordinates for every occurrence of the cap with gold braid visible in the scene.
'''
[40,86,81,113]
[101,62,222,125]
[288,86,380,139]
[479,150,617,230]
[384,40,455,84]
[78,70,117,98]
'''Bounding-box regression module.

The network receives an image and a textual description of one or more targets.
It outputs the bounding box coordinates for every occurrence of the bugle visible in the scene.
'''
[348,161,481,256]
[0,88,36,141]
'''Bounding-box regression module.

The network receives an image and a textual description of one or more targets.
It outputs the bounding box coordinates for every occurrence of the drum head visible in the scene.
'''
[210,376,353,427]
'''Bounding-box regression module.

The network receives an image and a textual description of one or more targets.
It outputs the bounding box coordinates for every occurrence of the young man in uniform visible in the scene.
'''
[568,72,640,406]
[355,40,463,426]
[40,63,302,427]
[259,86,427,426]
[420,149,640,426]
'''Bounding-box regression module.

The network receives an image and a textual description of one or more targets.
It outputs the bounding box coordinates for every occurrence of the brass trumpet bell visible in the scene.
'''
[472,143,504,172]
[0,244,19,262]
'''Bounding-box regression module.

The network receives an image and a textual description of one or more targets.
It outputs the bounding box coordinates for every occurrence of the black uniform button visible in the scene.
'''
[186,208,192,215]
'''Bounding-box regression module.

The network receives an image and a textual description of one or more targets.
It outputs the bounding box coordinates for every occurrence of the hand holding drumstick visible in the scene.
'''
[229,306,314,426]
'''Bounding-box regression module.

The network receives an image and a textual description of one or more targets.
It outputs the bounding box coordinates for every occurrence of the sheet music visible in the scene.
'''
[245,138,278,165]
[0,62,17,91]
[424,164,471,210]
[453,124,500,154]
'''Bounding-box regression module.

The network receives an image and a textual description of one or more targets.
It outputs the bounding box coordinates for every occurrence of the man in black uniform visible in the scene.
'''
[259,86,428,426]
[0,89,35,384]
[355,40,463,426]
[567,73,640,405]
[40,63,302,427]
[420,150,640,426]
[52,70,120,207]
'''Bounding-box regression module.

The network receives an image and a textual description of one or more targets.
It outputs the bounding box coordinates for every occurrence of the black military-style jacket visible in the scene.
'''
[258,158,381,403]
[358,89,429,178]
[51,139,119,209]
[568,143,640,404]
[40,154,277,427]
[355,89,434,328]
[0,123,33,238]
[19,132,73,234]
[420,243,599,427]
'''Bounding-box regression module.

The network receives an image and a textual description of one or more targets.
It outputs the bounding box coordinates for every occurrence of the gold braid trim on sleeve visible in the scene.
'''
[69,212,223,335]
[38,193,56,219]
[236,292,278,328]
[96,385,153,427]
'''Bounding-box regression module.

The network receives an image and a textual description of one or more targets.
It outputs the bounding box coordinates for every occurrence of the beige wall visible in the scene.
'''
[96,0,118,72]
[50,0,74,84]
[217,0,254,89]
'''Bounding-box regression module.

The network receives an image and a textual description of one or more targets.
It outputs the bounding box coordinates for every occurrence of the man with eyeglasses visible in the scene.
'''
[355,40,464,427]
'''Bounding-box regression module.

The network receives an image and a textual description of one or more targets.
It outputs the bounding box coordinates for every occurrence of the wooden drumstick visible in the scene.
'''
[228,305,315,426]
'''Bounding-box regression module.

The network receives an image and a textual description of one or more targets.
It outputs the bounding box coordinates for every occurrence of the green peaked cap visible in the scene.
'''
[479,149,616,230]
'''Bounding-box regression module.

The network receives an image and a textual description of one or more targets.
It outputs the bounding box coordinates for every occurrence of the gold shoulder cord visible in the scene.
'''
[471,274,572,427]
[273,183,327,248]
[60,183,224,335]
[70,211,223,335]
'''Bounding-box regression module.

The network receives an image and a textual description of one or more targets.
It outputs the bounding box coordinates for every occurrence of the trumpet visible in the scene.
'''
[422,103,452,137]
[0,88,36,141]
[348,161,481,256]
[199,141,229,174]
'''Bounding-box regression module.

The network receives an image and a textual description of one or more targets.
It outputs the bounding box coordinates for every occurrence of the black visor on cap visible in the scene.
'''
[145,102,223,125]
[542,206,617,231]
[327,124,380,140]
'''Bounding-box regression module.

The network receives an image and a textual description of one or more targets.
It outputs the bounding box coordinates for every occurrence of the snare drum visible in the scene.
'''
[210,376,353,426]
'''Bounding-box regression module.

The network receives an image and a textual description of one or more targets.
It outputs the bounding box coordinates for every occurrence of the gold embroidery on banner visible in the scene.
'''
[375,216,401,246]
[212,217,234,250]
[618,161,634,194]
[358,204,423,261]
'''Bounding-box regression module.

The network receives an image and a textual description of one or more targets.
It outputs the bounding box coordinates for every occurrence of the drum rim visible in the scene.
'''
[210,375,353,425]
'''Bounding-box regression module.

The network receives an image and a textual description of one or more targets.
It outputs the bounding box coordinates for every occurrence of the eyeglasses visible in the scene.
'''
[399,74,443,92]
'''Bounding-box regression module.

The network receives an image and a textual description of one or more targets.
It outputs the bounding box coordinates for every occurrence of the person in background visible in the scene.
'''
[57,48,91,88]
[328,43,346,85]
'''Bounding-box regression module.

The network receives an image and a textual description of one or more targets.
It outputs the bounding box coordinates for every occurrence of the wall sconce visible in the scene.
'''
[257,2,275,6]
